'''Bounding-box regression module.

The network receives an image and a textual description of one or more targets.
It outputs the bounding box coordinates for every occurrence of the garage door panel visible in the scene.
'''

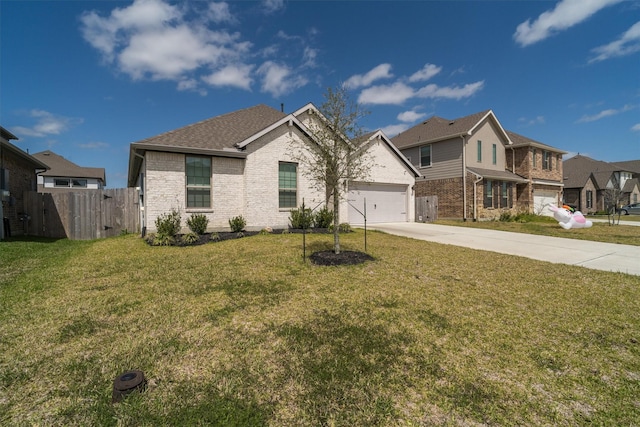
[348,183,407,224]
[534,191,557,217]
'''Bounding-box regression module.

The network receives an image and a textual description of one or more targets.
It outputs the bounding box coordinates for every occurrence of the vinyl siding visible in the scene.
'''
[465,120,508,172]
[401,137,462,180]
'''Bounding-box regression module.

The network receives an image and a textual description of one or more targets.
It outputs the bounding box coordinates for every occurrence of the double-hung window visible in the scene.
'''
[542,150,551,170]
[186,156,211,208]
[501,182,511,208]
[586,190,593,209]
[532,148,537,168]
[420,145,432,168]
[279,162,297,209]
[484,179,493,208]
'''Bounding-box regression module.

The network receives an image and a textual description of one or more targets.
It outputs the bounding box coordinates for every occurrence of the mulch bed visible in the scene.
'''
[309,250,375,266]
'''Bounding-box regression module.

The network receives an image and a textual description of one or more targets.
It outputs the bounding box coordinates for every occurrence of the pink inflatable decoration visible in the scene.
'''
[548,204,593,229]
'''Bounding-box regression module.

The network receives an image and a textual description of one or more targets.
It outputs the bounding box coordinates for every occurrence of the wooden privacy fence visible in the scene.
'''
[22,188,139,240]
[416,195,438,223]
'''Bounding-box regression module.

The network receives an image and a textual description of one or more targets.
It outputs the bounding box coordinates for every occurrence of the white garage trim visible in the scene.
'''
[348,182,409,224]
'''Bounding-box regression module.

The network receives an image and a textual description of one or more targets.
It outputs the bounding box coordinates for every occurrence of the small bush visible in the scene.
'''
[289,207,312,229]
[182,232,199,244]
[156,209,181,237]
[210,233,220,242]
[313,206,334,228]
[187,213,209,235]
[499,212,514,222]
[229,215,246,233]
[154,234,175,246]
[339,223,351,233]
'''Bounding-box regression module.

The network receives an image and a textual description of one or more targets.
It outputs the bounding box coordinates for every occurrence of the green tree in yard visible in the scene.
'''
[290,86,373,254]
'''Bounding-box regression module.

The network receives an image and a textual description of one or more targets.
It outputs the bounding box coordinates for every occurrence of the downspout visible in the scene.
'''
[461,135,467,221]
[470,170,483,221]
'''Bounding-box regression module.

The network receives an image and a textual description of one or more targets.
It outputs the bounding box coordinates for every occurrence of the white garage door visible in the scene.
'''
[348,183,408,224]
[534,191,558,217]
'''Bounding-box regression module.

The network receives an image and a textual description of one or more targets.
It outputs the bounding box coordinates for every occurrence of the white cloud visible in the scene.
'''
[344,64,393,89]
[263,0,285,13]
[358,82,414,105]
[417,81,485,100]
[203,64,254,90]
[632,123,640,132]
[397,109,427,123]
[207,2,236,24]
[518,116,546,126]
[381,123,410,138]
[257,61,307,97]
[576,104,634,123]
[78,141,110,149]
[590,20,640,63]
[13,110,82,138]
[80,0,253,89]
[514,0,622,47]
[408,63,442,83]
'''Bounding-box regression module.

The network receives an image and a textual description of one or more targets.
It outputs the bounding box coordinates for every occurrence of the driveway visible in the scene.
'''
[366,222,640,276]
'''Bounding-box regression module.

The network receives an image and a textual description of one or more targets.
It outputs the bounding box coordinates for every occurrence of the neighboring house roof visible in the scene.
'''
[467,167,528,183]
[506,130,567,154]
[563,154,632,189]
[0,126,50,170]
[622,177,639,193]
[32,150,106,184]
[391,110,511,148]
[612,160,640,174]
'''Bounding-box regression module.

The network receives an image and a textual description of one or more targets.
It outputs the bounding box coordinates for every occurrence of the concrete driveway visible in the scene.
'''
[366,222,640,276]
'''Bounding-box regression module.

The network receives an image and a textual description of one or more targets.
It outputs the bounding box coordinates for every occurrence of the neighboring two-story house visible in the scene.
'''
[32,150,106,193]
[0,126,49,239]
[391,110,566,220]
[563,154,640,214]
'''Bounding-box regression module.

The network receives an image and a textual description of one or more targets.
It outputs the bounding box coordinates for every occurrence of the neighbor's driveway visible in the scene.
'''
[366,222,640,276]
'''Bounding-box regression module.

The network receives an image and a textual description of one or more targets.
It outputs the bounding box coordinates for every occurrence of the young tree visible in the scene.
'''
[290,86,373,254]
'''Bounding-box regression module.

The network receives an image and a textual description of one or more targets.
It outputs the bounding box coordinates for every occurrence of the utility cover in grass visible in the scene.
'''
[310,250,374,266]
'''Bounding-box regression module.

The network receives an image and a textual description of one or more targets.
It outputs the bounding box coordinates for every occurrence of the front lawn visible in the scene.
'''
[1,232,639,425]
[436,217,640,246]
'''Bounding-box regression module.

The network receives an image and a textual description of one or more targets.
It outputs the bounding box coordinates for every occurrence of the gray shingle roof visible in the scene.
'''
[32,150,106,182]
[562,154,620,189]
[132,104,286,151]
[391,110,492,149]
[612,160,640,174]
[506,130,566,153]
[622,177,639,193]
[467,167,528,183]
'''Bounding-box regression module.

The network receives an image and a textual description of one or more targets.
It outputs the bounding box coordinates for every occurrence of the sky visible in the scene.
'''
[1,0,639,189]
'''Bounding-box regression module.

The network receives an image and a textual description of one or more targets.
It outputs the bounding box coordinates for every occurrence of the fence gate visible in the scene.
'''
[415,195,438,223]
[22,188,139,240]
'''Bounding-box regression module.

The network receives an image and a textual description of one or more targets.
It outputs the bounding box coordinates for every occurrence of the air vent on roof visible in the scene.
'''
[449,121,455,125]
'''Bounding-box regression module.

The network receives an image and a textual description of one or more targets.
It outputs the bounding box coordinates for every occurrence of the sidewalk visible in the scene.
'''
[366,222,640,276]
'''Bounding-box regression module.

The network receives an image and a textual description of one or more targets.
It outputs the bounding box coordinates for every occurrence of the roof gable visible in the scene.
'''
[361,130,420,177]
[391,110,510,149]
[506,130,567,154]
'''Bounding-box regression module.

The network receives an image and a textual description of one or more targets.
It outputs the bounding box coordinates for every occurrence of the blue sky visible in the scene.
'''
[2,0,639,188]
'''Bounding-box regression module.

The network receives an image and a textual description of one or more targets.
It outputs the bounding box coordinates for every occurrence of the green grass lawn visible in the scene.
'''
[435,216,640,246]
[2,232,640,426]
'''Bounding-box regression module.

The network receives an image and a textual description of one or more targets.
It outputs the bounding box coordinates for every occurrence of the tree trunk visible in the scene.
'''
[333,188,340,254]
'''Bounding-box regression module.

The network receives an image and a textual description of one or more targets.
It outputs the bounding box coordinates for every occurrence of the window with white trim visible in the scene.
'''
[186,156,211,208]
[279,162,297,209]
[420,145,432,168]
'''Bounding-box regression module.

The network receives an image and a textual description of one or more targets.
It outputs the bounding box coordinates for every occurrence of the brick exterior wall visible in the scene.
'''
[415,177,464,218]
[2,151,38,236]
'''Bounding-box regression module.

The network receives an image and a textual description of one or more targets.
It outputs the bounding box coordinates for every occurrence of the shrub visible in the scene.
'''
[313,206,333,228]
[338,223,351,233]
[187,213,208,235]
[499,212,514,222]
[153,234,175,246]
[182,232,199,244]
[228,215,246,233]
[155,209,181,241]
[289,207,312,229]
[210,233,220,242]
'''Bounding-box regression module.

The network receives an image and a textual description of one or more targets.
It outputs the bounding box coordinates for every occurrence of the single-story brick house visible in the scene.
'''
[32,150,106,193]
[127,103,419,233]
